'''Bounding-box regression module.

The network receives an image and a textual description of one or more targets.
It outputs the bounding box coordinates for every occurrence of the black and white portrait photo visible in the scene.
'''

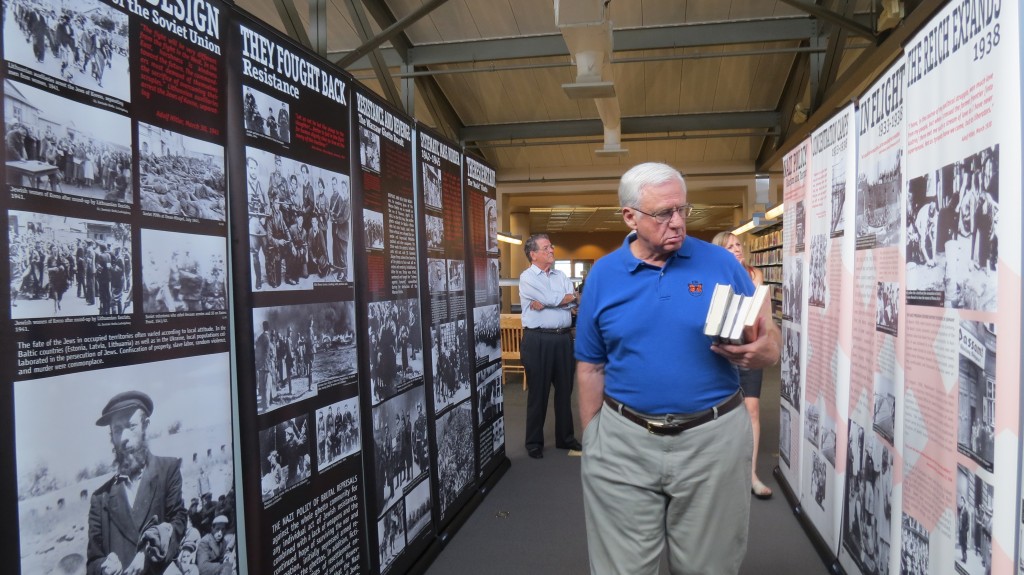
[9,210,132,319]
[141,229,226,314]
[872,369,896,443]
[781,325,801,412]
[843,420,894,575]
[856,149,901,248]
[404,477,432,545]
[368,298,425,405]
[259,414,310,507]
[900,513,929,575]
[5,79,132,201]
[955,464,993,575]
[4,0,131,101]
[422,163,442,211]
[13,354,236,575]
[476,361,503,424]
[783,254,802,322]
[779,406,792,467]
[807,234,827,308]
[431,319,471,412]
[830,157,847,238]
[427,258,447,293]
[377,499,407,571]
[138,122,226,222]
[484,197,498,254]
[245,148,350,291]
[875,281,898,336]
[360,125,381,173]
[425,214,444,251]
[907,145,998,311]
[473,303,500,364]
[793,200,806,251]
[436,400,475,515]
[315,397,361,472]
[251,301,358,414]
[956,320,995,472]
[242,85,291,144]
[371,386,429,515]
[365,209,384,251]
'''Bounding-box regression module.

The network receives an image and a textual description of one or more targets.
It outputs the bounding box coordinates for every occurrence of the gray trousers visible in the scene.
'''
[581,398,752,575]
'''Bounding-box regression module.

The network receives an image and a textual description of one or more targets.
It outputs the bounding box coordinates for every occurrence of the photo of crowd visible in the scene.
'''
[259,415,310,507]
[843,421,894,575]
[13,354,236,575]
[359,125,381,173]
[371,387,429,515]
[9,210,131,319]
[315,397,360,472]
[807,234,827,308]
[368,298,424,405]
[472,303,500,364]
[245,148,351,291]
[140,229,226,314]
[900,513,929,575]
[436,401,474,515]
[956,320,995,473]
[856,149,902,248]
[138,122,226,222]
[431,319,471,412]
[243,86,291,145]
[5,79,131,201]
[4,0,131,101]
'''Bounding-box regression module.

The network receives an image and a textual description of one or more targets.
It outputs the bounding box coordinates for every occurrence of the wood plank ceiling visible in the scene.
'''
[232,0,937,234]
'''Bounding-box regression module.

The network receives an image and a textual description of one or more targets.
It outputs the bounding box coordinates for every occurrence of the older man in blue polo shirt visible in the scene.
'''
[575,162,780,575]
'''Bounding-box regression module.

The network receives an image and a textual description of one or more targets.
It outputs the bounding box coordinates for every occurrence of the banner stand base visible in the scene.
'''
[772,466,846,575]
[407,455,512,575]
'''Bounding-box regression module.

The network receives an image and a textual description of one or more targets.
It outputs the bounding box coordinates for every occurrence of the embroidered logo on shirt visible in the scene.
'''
[688,281,703,296]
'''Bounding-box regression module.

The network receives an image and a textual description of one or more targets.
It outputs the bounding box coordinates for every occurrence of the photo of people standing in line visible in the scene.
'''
[9,210,132,319]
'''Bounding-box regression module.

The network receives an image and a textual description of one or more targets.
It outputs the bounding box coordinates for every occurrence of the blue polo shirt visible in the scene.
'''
[574,233,754,414]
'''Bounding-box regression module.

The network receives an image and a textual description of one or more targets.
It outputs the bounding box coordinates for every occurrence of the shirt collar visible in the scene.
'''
[617,231,692,273]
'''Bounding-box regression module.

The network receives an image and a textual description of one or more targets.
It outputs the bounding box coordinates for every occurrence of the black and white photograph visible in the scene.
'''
[779,406,792,467]
[782,254,803,322]
[488,417,506,454]
[810,451,827,510]
[359,125,381,173]
[900,513,930,575]
[245,148,350,291]
[793,200,806,251]
[856,149,902,249]
[805,403,821,448]
[427,258,447,294]
[875,281,899,336]
[907,145,998,311]
[447,259,465,292]
[872,373,896,445]
[365,209,384,251]
[13,354,236,575]
[436,400,474,515]
[258,414,310,507]
[4,0,131,101]
[243,85,291,144]
[371,387,428,515]
[4,79,131,200]
[9,210,132,319]
[484,197,497,253]
[781,325,801,411]
[807,234,827,308]
[843,420,894,575]
[830,156,847,238]
[476,361,503,424]
[138,122,226,222]
[377,499,406,572]
[472,303,500,364]
[431,319,471,411]
[368,298,425,405]
[820,418,836,466]
[422,163,442,211]
[404,477,432,544]
[956,320,995,472]
[141,228,226,314]
[486,258,500,297]
[955,464,993,575]
[425,213,444,251]
[315,397,361,472]
[251,301,358,414]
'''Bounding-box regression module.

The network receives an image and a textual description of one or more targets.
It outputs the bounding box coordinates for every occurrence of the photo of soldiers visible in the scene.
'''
[371,386,427,515]
[138,122,226,222]
[327,175,351,282]
[242,86,291,145]
[315,397,361,472]
[140,229,227,314]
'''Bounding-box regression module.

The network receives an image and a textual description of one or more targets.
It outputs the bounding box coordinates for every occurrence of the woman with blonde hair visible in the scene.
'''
[712,231,772,499]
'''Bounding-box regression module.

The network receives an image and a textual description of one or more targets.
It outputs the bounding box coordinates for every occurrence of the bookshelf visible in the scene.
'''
[749,222,783,324]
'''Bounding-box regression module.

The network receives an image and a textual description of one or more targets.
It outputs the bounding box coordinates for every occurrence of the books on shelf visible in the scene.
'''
[703,284,769,344]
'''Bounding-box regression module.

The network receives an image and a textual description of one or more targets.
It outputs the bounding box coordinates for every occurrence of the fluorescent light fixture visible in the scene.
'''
[496,232,523,245]
[732,221,755,236]
[765,203,785,220]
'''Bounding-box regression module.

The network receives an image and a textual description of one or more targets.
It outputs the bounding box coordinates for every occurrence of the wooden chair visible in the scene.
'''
[500,314,527,389]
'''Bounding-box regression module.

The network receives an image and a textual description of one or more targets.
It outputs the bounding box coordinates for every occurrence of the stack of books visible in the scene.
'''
[703,284,769,344]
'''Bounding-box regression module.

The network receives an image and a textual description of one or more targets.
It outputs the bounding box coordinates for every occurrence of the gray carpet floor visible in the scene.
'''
[425,366,830,574]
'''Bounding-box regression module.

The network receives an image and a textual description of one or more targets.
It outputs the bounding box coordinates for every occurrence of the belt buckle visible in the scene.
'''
[646,420,664,434]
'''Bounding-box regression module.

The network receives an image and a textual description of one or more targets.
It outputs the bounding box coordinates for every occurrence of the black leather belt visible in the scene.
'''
[603,390,744,435]
[524,327,571,335]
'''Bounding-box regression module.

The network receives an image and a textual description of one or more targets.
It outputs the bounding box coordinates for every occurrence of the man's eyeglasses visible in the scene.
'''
[630,204,693,224]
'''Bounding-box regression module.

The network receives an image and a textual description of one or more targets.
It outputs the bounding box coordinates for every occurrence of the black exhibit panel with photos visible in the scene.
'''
[0,2,507,575]
[0,0,237,575]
